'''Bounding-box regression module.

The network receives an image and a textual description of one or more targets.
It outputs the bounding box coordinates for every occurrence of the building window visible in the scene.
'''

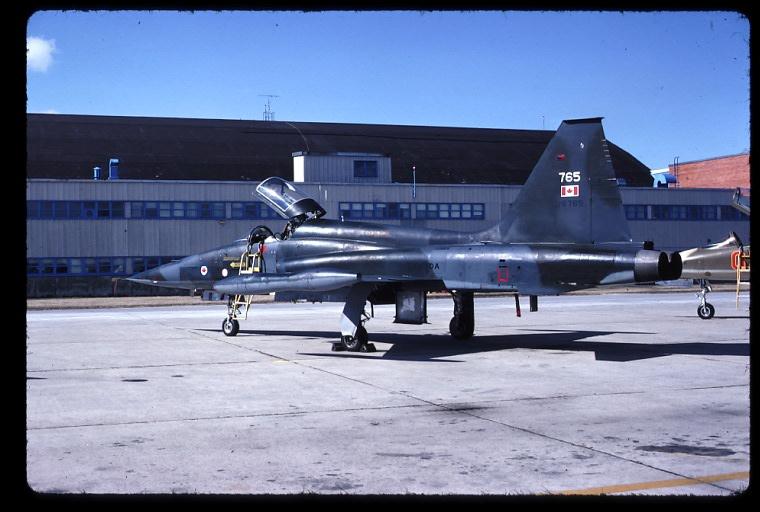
[624,204,648,220]
[186,202,199,218]
[244,203,259,218]
[173,202,185,218]
[339,201,413,219]
[198,202,225,219]
[130,202,144,218]
[69,202,83,218]
[82,201,97,219]
[32,200,277,221]
[230,202,273,219]
[69,259,82,274]
[411,203,484,220]
[112,202,125,218]
[97,202,112,218]
[55,202,68,218]
[720,206,748,221]
[27,201,40,218]
[26,200,126,219]
[41,258,55,274]
[353,160,379,178]
[84,258,97,274]
[159,202,172,218]
[55,258,69,274]
[27,256,136,276]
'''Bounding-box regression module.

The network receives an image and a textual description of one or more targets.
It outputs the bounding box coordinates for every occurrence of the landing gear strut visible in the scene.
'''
[333,284,376,352]
[696,279,715,319]
[450,291,474,340]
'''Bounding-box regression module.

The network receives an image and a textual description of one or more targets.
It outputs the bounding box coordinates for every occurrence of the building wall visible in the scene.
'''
[670,153,750,189]
[293,153,392,184]
[26,179,750,297]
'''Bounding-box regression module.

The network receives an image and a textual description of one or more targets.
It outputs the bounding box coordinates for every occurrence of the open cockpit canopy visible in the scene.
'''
[255,177,326,221]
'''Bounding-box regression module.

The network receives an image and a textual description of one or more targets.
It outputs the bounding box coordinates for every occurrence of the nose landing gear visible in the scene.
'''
[696,279,715,320]
[222,317,240,336]
[220,235,267,336]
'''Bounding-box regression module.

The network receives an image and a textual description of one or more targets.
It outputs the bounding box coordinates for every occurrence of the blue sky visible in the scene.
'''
[26,10,749,169]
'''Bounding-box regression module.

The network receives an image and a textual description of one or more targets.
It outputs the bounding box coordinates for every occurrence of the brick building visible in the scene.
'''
[670,153,750,189]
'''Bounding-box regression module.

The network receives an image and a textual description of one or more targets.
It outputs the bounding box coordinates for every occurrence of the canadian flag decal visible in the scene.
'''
[561,185,580,197]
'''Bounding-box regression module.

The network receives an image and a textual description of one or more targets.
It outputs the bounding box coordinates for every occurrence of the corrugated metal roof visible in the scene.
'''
[26,114,652,186]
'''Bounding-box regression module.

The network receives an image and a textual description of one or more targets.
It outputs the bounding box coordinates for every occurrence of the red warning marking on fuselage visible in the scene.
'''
[730,250,749,270]
[497,266,510,283]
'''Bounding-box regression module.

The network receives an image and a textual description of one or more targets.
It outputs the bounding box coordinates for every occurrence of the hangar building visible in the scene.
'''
[26,114,750,297]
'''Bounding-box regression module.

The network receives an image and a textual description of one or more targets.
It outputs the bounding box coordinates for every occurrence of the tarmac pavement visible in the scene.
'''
[26,290,750,495]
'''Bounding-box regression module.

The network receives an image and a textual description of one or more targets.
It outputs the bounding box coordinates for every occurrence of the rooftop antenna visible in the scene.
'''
[260,94,279,121]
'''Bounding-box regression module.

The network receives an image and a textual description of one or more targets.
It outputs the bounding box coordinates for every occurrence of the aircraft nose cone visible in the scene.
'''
[126,267,166,285]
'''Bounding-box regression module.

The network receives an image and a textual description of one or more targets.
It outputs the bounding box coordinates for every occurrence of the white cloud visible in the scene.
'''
[27,36,56,72]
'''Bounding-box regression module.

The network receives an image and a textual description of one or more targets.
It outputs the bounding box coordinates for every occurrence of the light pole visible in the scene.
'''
[412,165,416,199]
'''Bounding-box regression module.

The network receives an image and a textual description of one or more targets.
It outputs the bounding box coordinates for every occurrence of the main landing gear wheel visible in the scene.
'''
[449,317,474,340]
[334,325,375,352]
[450,290,474,340]
[697,303,715,320]
[222,318,240,336]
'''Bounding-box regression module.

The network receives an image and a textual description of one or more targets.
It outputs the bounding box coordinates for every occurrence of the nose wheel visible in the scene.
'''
[222,317,239,336]
[696,279,715,320]
[697,302,715,320]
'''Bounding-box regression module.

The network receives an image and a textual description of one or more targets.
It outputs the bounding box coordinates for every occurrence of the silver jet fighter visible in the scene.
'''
[128,118,683,352]
[678,190,750,319]
[678,232,750,319]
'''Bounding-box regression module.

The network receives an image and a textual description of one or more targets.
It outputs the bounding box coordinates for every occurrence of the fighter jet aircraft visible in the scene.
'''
[127,118,683,351]
[677,190,750,319]
[679,232,750,319]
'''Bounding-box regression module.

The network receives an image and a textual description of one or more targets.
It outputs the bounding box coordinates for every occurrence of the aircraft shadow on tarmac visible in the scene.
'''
[203,328,750,363]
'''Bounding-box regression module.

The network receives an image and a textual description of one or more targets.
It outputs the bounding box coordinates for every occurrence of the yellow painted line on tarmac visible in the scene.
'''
[556,471,749,495]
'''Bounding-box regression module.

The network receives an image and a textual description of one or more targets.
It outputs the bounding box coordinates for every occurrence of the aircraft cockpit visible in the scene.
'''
[255,177,326,240]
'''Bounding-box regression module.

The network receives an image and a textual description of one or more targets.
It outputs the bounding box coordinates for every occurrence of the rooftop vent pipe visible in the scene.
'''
[108,158,120,180]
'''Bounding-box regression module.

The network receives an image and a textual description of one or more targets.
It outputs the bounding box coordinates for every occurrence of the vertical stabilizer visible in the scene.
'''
[480,118,633,245]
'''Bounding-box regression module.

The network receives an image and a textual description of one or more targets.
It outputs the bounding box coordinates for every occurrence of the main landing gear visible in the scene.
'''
[450,291,474,340]
[332,284,376,352]
[336,324,374,352]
